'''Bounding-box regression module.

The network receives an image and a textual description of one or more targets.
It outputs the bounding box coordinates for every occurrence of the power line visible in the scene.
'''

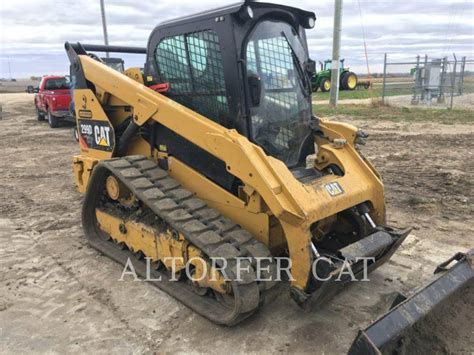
[441,1,456,55]
[357,1,370,77]
[443,1,470,57]
[357,0,374,99]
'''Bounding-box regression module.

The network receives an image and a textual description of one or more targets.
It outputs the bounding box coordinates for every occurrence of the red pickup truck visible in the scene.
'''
[34,75,72,128]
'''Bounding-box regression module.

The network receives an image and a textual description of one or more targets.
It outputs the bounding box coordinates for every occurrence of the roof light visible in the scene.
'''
[238,5,254,22]
[246,6,254,19]
[305,16,316,29]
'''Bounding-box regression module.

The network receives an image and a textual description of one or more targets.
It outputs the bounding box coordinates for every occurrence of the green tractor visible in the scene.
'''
[311,59,358,92]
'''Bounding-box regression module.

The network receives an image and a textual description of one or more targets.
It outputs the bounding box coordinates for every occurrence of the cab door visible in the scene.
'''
[243,20,312,167]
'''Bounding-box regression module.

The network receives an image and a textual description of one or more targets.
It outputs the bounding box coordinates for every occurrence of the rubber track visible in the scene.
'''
[82,155,276,325]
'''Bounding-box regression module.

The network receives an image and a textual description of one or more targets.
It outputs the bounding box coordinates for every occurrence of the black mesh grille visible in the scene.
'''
[155,30,228,123]
[246,20,312,167]
[248,37,298,149]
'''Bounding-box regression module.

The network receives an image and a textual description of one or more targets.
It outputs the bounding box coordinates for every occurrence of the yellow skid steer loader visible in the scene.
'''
[64,2,468,336]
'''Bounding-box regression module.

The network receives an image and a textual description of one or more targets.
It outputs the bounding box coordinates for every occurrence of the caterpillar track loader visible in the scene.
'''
[65,2,411,326]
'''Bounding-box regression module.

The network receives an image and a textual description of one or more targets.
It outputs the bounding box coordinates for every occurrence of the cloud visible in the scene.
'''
[0,0,473,77]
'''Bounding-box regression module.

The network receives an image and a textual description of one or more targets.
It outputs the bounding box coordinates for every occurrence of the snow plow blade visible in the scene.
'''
[348,249,473,354]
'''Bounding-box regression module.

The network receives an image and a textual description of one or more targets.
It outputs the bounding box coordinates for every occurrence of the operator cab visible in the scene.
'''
[321,58,345,71]
[101,57,125,73]
[144,1,316,168]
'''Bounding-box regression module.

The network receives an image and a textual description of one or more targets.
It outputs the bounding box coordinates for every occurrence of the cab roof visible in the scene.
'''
[155,1,315,29]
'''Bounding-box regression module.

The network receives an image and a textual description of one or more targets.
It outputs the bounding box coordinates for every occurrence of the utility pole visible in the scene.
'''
[329,0,343,106]
[100,0,110,58]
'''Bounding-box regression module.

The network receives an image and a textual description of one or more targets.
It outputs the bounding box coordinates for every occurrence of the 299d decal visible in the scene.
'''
[78,119,115,152]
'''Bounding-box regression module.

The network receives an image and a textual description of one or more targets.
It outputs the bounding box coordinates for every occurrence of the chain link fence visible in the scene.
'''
[381,54,473,109]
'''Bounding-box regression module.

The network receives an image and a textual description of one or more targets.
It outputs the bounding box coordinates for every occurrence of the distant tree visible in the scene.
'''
[30,76,41,81]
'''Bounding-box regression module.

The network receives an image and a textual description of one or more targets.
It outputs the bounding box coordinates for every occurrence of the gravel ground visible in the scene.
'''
[0,93,472,354]
[313,92,474,110]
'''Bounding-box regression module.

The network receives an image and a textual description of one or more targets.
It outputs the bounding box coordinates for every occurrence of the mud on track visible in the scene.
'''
[0,93,473,353]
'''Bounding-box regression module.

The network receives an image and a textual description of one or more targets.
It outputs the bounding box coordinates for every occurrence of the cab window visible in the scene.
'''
[44,77,70,90]
[155,30,228,123]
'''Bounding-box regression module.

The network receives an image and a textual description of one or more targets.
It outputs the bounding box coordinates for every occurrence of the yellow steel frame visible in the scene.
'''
[96,209,228,293]
[73,55,386,291]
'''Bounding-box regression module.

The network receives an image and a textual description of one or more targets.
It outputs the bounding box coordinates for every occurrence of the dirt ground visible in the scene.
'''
[0,93,473,354]
[0,79,37,94]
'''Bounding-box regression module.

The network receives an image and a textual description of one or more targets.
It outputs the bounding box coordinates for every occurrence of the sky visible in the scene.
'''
[1,0,473,78]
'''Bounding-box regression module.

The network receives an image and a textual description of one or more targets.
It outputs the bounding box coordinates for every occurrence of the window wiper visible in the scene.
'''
[282,32,311,98]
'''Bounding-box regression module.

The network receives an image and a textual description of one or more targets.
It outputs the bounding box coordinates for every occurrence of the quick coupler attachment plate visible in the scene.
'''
[293,227,411,309]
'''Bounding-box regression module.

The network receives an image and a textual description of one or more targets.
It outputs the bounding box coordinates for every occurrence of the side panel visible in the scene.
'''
[154,123,235,191]
[73,89,116,161]
[50,93,71,111]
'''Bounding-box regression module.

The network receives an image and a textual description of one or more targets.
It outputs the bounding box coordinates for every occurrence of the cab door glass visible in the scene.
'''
[245,21,312,167]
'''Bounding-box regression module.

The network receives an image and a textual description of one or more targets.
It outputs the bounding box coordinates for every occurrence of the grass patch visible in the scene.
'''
[312,79,474,101]
[313,102,474,124]
[312,84,413,100]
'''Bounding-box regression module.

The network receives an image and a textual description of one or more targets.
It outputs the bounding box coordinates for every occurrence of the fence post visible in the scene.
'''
[382,53,387,104]
[412,55,420,104]
[449,56,457,110]
[438,56,447,104]
[459,56,466,95]
[421,55,428,101]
